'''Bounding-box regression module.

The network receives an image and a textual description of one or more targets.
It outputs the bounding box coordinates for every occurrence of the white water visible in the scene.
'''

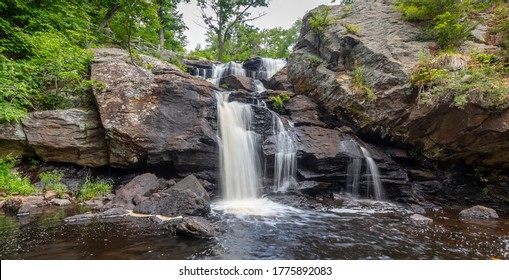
[257,58,287,79]
[253,80,266,93]
[217,92,262,200]
[271,112,297,192]
[211,62,246,87]
[346,157,362,196]
[360,147,384,200]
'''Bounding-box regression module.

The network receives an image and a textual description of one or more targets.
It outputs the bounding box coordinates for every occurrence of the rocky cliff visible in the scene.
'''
[287,0,509,168]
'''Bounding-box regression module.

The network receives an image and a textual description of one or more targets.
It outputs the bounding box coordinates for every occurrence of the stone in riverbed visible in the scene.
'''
[410,214,433,226]
[133,174,210,217]
[458,205,499,220]
[2,198,22,214]
[220,75,255,91]
[112,173,166,210]
[50,198,71,206]
[172,216,216,238]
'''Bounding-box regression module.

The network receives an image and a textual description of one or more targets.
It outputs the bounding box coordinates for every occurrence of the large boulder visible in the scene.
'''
[133,174,210,216]
[172,216,216,238]
[0,121,34,159]
[458,205,499,220]
[112,173,166,210]
[220,75,255,91]
[287,0,509,168]
[21,109,108,167]
[91,48,218,179]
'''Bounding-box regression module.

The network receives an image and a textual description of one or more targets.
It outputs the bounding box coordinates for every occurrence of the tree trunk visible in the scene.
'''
[158,3,165,50]
[218,35,224,62]
[98,3,120,33]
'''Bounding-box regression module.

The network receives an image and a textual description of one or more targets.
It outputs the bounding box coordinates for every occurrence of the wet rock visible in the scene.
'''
[2,198,22,214]
[173,216,216,238]
[458,205,499,220]
[261,66,293,91]
[50,198,71,206]
[91,48,218,178]
[220,75,255,91]
[22,109,108,167]
[96,207,129,219]
[181,59,215,78]
[134,175,210,216]
[112,173,166,210]
[286,95,325,127]
[17,204,33,216]
[85,199,104,209]
[64,212,95,223]
[22,196,45,206]
[410,214,433,226]
[297,181,333,196]
[410,204,426,215]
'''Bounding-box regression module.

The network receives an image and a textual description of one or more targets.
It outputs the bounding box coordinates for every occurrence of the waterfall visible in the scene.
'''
[216,92,262,200]
[341,140,385,200]
[211,62,246,87]
[271,112,297,192]
[360,147,384,200]
[257,58,287,79]
[254,80,266,93]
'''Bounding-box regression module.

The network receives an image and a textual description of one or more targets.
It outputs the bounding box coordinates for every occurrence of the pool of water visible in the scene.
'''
[1,196,508,260]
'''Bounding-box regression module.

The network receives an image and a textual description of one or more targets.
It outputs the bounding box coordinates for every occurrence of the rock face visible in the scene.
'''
[220,75,255,91]
[458,205,499,220]
[91,48,218,179]
[287,0,509,168]
[21,109,108,167]
[261,67,293,92]
[0,121,33,159]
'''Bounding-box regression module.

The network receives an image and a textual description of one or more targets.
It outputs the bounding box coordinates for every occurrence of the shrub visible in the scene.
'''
[393,0,461,21]
[39,170,68,199]
[352,61,376,102]
[268,93,290,113]
[309,54,322,67]
[433,12,473,50]
[0,157,37,196]
[309,6,334,34]
[78,176,112,201]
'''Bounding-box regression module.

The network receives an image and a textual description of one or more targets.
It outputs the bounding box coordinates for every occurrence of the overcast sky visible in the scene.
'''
[177,0,333,51]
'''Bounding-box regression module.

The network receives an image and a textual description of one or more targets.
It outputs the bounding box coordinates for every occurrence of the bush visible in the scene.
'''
[268,93,290,113]
[353,61,376,102]
[309,6,334,34]
[393,0,461,21]
[0,157,37,196]
[433,12,473,50]
[39,170,67,199]
[78,176,112,201]
[309,54,322,67]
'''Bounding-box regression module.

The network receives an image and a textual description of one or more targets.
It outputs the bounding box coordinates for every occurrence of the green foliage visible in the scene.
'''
[268,93,290,113]
[491,3,509,61]
[341,22,361,35]
[0,157,37,196]
[353,61,376,102]
[433,12,472,50]
[481,186,489,196]
[394,0,471,50]
[415,51,509,109]
[309,54,322,67]
[78,176,112,201]
[309,6,333,34]
[39,170,67,199]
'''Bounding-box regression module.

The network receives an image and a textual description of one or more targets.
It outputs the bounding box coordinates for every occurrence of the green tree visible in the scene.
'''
[197,0,269,62]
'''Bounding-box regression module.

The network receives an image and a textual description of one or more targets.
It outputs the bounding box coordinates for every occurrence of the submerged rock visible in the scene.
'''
[64,208,129,224]
[172,216,216,238]
[458,205,499,220]
[409,214,433,226]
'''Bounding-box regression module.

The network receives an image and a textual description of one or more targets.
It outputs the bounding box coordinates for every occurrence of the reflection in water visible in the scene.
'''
[0,199,508,260]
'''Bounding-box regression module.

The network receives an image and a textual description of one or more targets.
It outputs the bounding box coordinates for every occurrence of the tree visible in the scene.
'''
[157,0,189,51]
[196,0,269,61]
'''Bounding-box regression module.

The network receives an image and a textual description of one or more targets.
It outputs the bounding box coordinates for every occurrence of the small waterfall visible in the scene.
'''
[271,112,297,192]
[217,92,262,200]
[253,80,266,93]
[257,58,286,79]
[360,147,384,200]
[341,140,385,200]
[211,62,246,87]
[193,68,208,80]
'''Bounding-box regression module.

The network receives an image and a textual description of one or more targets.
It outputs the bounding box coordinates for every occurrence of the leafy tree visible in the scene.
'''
[196,0,269,61]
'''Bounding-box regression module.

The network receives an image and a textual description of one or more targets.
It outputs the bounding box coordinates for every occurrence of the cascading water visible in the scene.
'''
[270,112,297,192]
[341,140,385,200]
[211,62,246,87]
[216,92,262,200]
[360,147,384,200]
[256,58,287,79]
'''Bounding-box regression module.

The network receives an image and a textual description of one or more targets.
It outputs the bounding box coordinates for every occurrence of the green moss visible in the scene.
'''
[309,54,322,67]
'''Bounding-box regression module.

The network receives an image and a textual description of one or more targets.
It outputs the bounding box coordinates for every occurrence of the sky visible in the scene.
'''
[177,0,333,51]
